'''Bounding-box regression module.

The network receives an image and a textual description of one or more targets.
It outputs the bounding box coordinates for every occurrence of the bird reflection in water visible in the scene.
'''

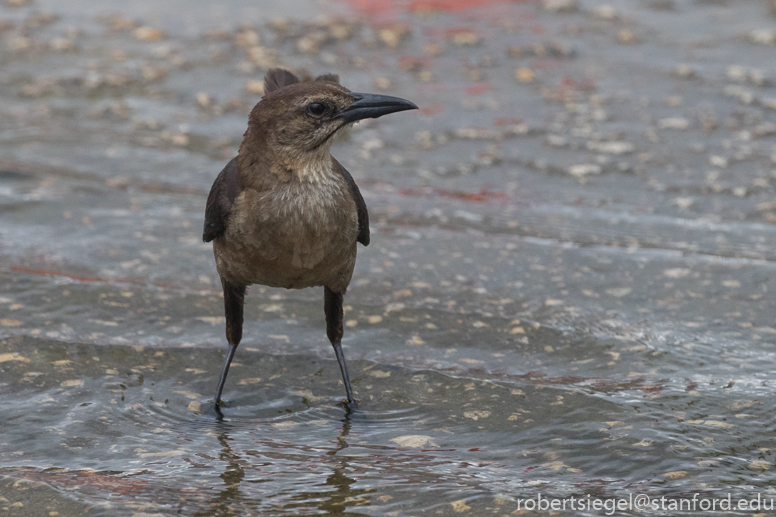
[210,411,371,515]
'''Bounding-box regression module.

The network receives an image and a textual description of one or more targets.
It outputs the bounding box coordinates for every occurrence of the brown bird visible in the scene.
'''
[203,68,417,418]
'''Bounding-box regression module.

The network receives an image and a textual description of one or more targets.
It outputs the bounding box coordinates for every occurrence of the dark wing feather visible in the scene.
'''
[203,157,241,243]
[333,158,369,246]
[264,68,300,94]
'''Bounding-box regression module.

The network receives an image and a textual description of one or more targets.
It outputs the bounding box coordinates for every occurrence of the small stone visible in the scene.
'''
[271,421,299,430]
[0,353,29,362]
[133,26,167,42]
[378,24,409,48]
[663,268,690,278]
[658,117,689,129]
[391,435,437,448]
[24,12,59,28]
[406,335,424,345]
[673,63,697,79]
[448,29,480,46]
[704,420,733,428]
[373,77,391,90]
[617,28,638,44]
[98,14,139,31]
[515,67,534,83]
[595,5,618,20]
[727,65,747,82]
[750,29,776,46]
[671,197,694,209]
[49,37,75,52]
[709,155,728,168]
[141,65,168,82]
[195,92,213,108]
[587,141,634,154]
[8,35,32,51]
[234,29,260,47]
[724,85,755,104]
[424,42,443,56]
[246,46,275,67]
[244,80,264,95]
[568,164,601,177]
[451,501,471,513]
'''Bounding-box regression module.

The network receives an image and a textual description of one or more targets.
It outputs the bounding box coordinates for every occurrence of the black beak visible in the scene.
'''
[338,93,418,123]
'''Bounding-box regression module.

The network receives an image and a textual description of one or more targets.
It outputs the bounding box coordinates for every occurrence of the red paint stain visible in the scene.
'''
[398,55,431,71]
[420,103,445,115]
[399,187,507,203]
[417,82,497,97]
[444,26,480,36]
[338,0,532,16]
[412,0,524,11]
[7,468,148,496]
[560,77,596,91]
[9,265,114,284]
[465,82,495,95]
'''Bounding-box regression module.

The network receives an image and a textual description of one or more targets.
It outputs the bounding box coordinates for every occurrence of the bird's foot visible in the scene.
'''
[336,397,360,412]
[205,400,227,421]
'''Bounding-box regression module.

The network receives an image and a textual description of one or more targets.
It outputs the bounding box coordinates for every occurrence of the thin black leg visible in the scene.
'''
[324,286,358,408]
[332,341,356,406]
[212,279,245,419]
[212,343,238,420]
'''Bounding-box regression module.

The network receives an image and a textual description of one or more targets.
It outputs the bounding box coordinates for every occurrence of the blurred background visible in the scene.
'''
[2,0,776,515]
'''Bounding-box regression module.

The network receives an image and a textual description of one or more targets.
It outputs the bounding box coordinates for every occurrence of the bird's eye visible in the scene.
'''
[307,102,326,116]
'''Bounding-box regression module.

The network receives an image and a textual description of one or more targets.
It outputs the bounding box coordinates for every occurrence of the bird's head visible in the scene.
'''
[242,69,417,168]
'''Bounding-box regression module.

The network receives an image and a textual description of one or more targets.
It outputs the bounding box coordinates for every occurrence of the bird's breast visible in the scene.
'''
[217,167,359,289]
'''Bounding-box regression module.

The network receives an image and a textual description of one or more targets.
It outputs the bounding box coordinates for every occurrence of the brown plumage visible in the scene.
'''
[203,68,417,418]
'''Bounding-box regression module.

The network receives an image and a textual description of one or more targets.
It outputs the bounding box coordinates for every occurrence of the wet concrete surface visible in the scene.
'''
[2,0,776,515]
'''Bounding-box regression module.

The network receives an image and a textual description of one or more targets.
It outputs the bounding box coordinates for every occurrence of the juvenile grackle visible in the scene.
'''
[203,68,417,418]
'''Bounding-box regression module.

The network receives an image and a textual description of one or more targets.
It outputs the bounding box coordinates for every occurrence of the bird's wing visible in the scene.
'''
[203,157,241,243]
[332,158,370,246]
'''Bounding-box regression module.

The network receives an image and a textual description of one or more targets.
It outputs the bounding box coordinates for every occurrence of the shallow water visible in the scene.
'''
[2,0,776,515]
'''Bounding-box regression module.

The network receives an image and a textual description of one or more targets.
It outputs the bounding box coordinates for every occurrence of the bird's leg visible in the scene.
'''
[324,286,358,408]
[212,279,246,419]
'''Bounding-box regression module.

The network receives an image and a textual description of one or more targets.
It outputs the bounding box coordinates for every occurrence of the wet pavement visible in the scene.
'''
[2,0,776,515]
